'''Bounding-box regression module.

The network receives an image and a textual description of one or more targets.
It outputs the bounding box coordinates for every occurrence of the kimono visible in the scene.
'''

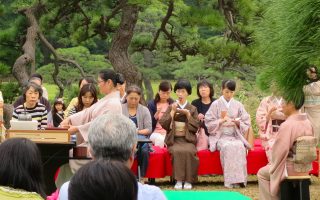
[69,91,122,142]
[205,96,251,186]
[159,102,199,183]
[258,113,314,200]
[256,96,286,160]
[303,80,320,144]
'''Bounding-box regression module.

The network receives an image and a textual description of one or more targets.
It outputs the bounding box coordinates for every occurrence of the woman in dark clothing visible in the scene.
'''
[191,79,216,135]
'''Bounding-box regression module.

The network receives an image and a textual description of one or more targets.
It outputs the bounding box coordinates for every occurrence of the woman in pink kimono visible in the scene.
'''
[256,95,286,161]
[205,80,251,188]
[303,66,320,144]
[60,69,123,142]
[258,98,314,200]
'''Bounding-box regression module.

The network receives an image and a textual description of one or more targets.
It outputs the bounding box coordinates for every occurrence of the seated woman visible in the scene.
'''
[205,80,251,188]
[148,80,174,148]
[256,92,286,161]
[159,79,199,190]
[191,79,216,150]
[68,83,98,117]
[69,160,138,200]
[64,76,95,118]
[0,138,45,199]
[122,85,152,178]
[258,97,314,200]
[12,82,48,130]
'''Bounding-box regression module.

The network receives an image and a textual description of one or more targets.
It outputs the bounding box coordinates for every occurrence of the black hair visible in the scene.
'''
[196,79,214,100]
[52,98,66,116]
[174,79,192,95]
[30,73,43,83]
[75,83,98,112]
[78,76,95,88]
[222,80,236,91]
[69,160,138,200]
[0,138,46,198]
[23,82,43,101]
[154,80,174,104]
[98,69,124,87]
[285,95,305,110]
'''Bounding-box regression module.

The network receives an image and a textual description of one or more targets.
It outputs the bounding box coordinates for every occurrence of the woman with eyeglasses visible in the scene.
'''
[147,81,174,148]
[303,65,320,144]
[60,69,123,142]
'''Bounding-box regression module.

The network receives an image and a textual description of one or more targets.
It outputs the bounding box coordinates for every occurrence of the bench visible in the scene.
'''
[131,139,319,178]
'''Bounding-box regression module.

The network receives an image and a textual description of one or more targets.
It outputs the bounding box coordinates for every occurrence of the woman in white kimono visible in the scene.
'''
[303,66,320,144]
[60,69,123,142]
[205,80,251,188]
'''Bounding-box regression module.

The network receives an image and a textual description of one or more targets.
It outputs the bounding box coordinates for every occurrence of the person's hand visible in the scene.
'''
[232,118,240,127]
[68,125,78,133]
[177,108,191,118]
[198,113,205,121]
[60,118,71,128]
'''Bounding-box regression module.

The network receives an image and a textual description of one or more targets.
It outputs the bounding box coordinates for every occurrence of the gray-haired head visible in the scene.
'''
[88,113,137,161]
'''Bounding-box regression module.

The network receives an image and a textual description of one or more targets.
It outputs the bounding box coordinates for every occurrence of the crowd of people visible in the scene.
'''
[1,65,318,200]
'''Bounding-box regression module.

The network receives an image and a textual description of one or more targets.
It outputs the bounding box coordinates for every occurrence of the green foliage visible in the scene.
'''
[37,46,110,86]
[255,0,320,104]
[0,62,10,76]
[0,82,20,103]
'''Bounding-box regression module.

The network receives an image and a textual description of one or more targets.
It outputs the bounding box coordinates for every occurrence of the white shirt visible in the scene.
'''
[58,181,167,200]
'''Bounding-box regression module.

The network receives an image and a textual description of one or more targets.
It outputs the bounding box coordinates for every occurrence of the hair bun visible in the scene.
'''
[116,73,125,85]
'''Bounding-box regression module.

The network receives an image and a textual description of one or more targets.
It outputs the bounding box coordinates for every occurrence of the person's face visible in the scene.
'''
[25,87,40,105]
[97,77,112,95]
[222,88,234,101]
[55,103,63,111]
[126,92,140,108]
[159,89,171,101]
[80,79,89,89]
[199,85,210,99]
[176,89,188,102]
[82,92,95,108]
[307,67,318,80]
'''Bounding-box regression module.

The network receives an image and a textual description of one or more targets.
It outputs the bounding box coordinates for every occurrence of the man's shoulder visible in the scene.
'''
[138,182,167,200]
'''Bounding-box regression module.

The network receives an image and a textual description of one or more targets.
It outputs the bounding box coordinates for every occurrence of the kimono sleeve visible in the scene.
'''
[186,106,200,134]
[204,103,223,135]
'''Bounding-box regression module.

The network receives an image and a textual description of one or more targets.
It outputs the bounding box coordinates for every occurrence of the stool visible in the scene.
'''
[280,176,311,200]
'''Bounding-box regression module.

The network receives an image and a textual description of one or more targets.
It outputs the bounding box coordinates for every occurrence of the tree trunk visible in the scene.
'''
[142,49,154,101]
[12,7,39,86]
[108,1,142,88]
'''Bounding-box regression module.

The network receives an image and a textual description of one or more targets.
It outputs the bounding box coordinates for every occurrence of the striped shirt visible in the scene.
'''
[12,103,48,130]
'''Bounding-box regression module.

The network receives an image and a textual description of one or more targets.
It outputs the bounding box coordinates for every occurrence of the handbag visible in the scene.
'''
[196,126,209,151]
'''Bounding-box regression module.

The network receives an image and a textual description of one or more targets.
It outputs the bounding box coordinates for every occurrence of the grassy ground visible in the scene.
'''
[154,175,320,200]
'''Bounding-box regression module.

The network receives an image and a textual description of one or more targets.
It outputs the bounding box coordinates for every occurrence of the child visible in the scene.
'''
[52,98,66,127]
